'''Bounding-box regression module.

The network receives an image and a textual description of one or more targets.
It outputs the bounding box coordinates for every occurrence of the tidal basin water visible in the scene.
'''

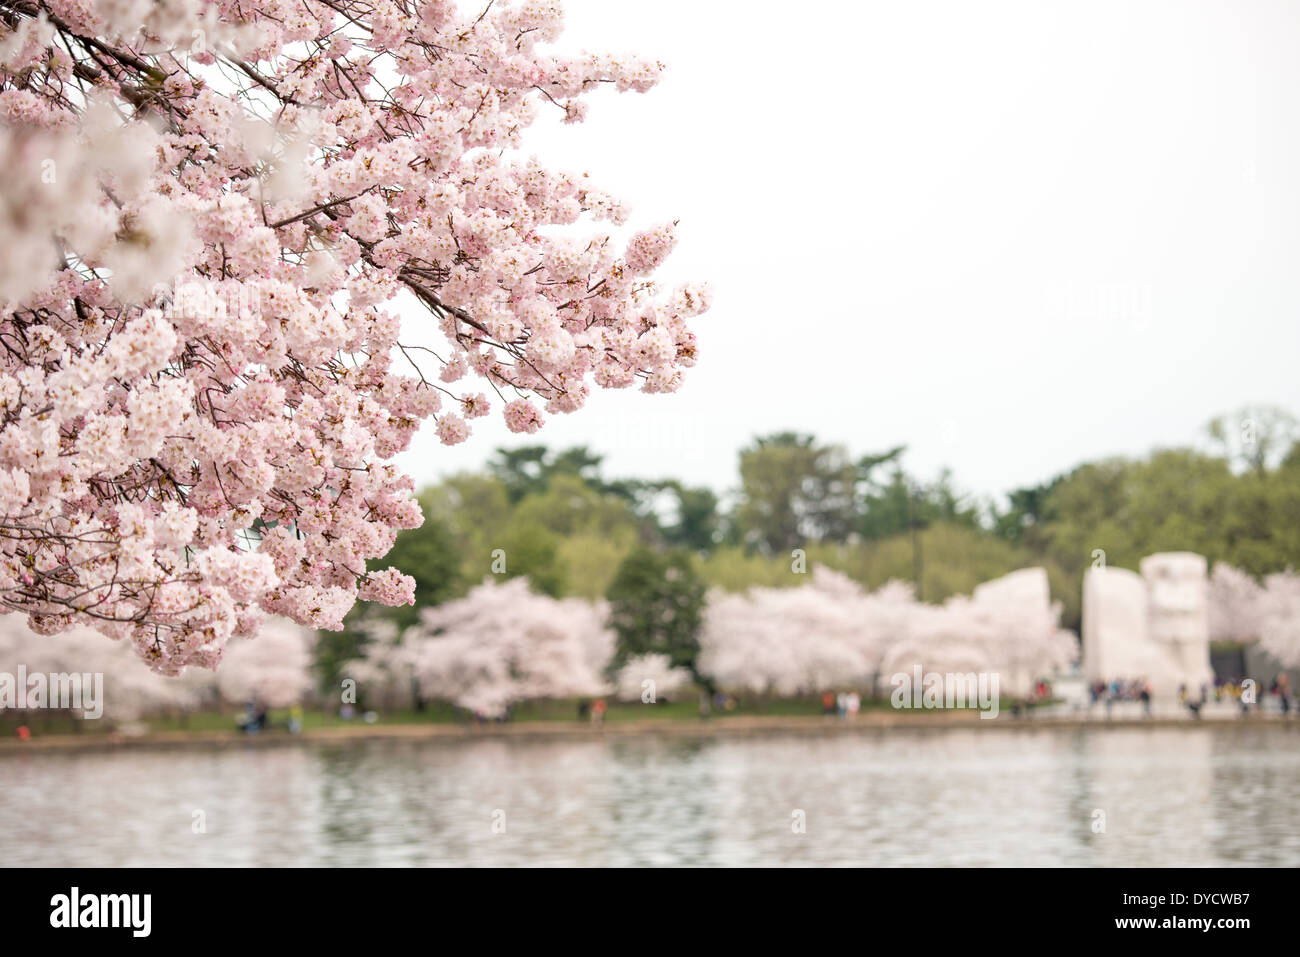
[3,726,1297,866]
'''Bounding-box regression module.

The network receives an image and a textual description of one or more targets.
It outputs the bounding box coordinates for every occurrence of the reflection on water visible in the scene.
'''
[2,727,1298,866]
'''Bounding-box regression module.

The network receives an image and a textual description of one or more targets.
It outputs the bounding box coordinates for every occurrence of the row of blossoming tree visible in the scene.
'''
[4,562,1298,720]
[0,0,709,674]
[1208,564,1300,668]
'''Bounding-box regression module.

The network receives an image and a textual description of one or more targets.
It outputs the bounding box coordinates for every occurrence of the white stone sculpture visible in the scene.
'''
[1082,566,1151,682]
[1141,552,1215,692]
[1082,552,1215,699]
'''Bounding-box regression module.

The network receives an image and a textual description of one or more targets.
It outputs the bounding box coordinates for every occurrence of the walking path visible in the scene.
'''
[0,706,1292,755]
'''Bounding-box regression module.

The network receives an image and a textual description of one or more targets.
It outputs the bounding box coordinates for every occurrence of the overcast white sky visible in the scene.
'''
[397,0,1300,502]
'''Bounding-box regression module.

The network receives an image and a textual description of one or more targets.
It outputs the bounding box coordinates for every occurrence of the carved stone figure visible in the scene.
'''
[1141,553,1215,694]
[1082,553,1215,699]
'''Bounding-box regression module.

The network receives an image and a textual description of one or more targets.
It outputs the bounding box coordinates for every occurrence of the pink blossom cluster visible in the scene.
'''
[0,611,316,717]
[1208,562,1268,643]
[701,567,1077,698]
[699,567,896,697]
[613,652,691,702]
[0,0,708,673]
[0,611,217,719]
[213,615,317,708]
[880,569,1076,699]
[356,577,614,718]
[1259,571,1300,669]
[1210,563,1300,667]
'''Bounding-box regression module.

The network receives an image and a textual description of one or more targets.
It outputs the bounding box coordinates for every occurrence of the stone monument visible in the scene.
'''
[1082,565,1150,683]
[1141,552,1215,692]
[1082,552,1215,699]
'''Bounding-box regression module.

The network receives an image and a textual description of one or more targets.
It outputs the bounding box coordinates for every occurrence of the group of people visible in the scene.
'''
[239,702,306,734]
[1089,674,1296,718]
[822,691,862,719]
[1201,675,1292,715]
[576,698,608,724]
[238,700,269,734]
[696,693,738,718]
[1090,679,1154,715]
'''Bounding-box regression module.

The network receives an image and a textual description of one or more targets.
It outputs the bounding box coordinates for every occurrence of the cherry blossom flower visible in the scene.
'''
[0,0,708,673]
